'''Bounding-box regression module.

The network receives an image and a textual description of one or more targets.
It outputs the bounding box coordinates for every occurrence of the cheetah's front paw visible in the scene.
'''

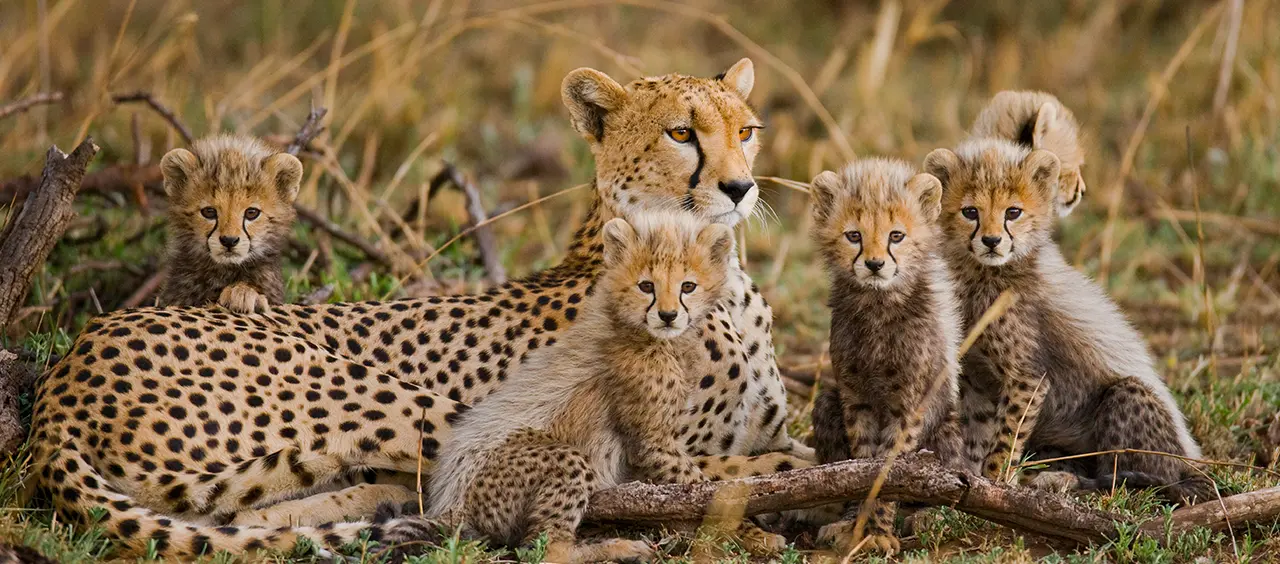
[982,451,1016,483]
[818,519,899,557]
[218,283,269,314]
[737,523,786,554]
[1025,471,1081,494]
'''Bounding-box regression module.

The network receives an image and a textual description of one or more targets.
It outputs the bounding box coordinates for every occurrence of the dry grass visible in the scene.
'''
[1,0,1279,561]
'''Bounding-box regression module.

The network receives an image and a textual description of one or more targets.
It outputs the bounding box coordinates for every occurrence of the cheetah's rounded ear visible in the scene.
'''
[160,148,199,199]
[1031,101,1059,151]
[907,173,943,222]
[922,148,961,193]
[1023,149,1061,204]
[602,217,636,268]
[808,170,840,220]
[698,223,735,267]
[262,153,304,203]
[718,58,754,100]
[562,68,628,143]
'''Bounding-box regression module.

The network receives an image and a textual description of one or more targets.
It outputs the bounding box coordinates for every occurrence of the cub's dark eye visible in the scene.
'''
[244,207,261,220]
[889,231,905,243]
[1005,207,1023,220]
[638,281,655,294]
[681,282,697,294]
[200,207,217,220]
[667,128,692,143]
[844,231,862,244]
[961,207,979,220]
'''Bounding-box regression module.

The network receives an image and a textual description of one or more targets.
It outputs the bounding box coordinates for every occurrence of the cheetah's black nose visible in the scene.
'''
[658,310,678,325]
[718,179,755,204]
[981,235,1003,249]
[219,236,241,249]
[864,259,885,273]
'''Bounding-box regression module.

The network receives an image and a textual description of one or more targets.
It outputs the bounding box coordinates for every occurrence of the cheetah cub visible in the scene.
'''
[807,159,963,556]
[970,91,1086,217]
[924,139,1209,503]
[158,134,301,313]
[426,211,783,563]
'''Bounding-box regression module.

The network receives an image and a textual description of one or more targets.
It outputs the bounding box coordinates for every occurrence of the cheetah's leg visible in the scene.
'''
[1092,380,1211,504]
[694,452,812,480]
[231,484,418,527]
[983,377,1049,482]
[818,399,899,556]
[958,377,1000,475]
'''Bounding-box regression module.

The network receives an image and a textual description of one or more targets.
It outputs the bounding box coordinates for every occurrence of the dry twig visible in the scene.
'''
[429,163,508,285]
[0,92,64,121]
[111,91,195,145]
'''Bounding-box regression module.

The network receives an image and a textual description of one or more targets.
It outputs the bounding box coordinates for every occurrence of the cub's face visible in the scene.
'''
[162,144,302,265]
[600,215,733,339]
[809,161,942,290]
[924,142,1059,267]
[562,59,763,227]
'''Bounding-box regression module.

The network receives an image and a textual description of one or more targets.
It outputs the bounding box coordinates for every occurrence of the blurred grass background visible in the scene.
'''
[1,0,1279,561]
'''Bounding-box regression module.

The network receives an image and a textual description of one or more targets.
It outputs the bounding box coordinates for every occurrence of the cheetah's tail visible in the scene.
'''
[42,445,439,559]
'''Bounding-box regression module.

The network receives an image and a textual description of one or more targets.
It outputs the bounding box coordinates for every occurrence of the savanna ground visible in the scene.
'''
[1,0,1279,562]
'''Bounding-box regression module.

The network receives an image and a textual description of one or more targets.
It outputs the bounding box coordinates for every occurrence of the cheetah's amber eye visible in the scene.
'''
[1005,207,1023,220]
[200,207,217,220]
[244,207,261,220]
[889,231,905,243]
[844,231,861,244]
[638,281,655,293]
[738,127,754,142]
[681,282,697,294]
[961,207,979,220]
[667,128,693,143]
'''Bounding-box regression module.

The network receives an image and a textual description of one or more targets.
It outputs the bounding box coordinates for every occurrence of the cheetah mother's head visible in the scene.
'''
[562,59,763,227]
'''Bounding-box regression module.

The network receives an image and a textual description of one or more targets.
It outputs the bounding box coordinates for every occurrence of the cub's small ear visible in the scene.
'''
[698,223,735,266]
[922,148,961,192]
[602,217,636,267]
[1023,149,1061,203]
[561,68,629,143]
[808,170,840,219]
[907,172,943,221]
[160,148,199,198]
[718,58,754,100]
[261,153,304,203]
[1031,101,1059,150]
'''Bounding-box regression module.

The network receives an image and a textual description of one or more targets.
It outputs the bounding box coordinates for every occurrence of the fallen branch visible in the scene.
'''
[586,452,1118,546]
[111,91,194,145]
[2,163,160,208]
[1141,485,1280,537]
[429,163,507,284]
[121,267,168,309]
[0,92,64,121]
[0,139,100,328]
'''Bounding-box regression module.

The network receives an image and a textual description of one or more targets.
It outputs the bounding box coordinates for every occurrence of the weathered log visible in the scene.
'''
[585,452,1119,546]
[0,138,100,328]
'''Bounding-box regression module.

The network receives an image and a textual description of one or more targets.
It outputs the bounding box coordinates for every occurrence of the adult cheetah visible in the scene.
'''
[27,58,810,558]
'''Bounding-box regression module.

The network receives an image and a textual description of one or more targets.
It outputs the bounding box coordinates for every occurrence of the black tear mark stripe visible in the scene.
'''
[886,240,897,266]
[1003,219,1015,256]
[688,109,705,191]
[644,291,657,325]
[969,215,980,246]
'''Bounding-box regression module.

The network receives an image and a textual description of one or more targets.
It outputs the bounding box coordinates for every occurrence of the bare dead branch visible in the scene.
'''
[121,267,168,309]
[1141,485,1280,537]
[293,203,395,269]
[0,92,64,121]
[2,163,160,208]
[0,138,100,328]
[111,91,194,145]
[286,106,329,156]
[429,163,507,284]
